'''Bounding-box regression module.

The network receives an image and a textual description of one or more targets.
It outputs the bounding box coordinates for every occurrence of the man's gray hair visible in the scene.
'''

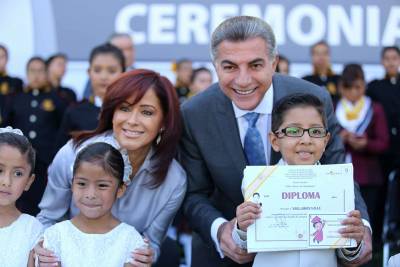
[108,33,133,43]
[210,16,277,62]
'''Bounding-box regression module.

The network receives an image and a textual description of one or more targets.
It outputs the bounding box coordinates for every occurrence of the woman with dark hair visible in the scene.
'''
[36,69,186,266]
[54,43,125,150]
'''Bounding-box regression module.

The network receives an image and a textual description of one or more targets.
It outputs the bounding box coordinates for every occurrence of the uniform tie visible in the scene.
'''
[243,112,266,165]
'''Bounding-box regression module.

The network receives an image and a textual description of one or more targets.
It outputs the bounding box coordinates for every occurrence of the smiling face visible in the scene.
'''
[269,106,330,165]
[88,53,123,100]
[112,88,164,156]
[382,48,400,77]
[0,145,34,208]
[72,162,125,220]
[214,37,277,110]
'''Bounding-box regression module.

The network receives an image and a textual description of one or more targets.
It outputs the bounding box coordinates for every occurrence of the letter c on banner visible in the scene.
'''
[115,4,147,45]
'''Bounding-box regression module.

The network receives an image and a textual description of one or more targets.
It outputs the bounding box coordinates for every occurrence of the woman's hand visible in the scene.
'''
[236,201,262,232]
[130,238,154,267]
[339,210,365,245]
[33,241,59,267]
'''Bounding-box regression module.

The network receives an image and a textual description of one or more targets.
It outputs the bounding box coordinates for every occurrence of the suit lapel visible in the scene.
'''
[214,87,247,174]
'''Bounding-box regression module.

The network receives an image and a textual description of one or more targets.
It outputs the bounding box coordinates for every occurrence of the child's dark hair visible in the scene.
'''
[89,43,125,72]
[271,93,327,132]
[381,46,400,58]
[26,56,46,71]
[190,67,212,83]
[0,132,35,175]
[339,63,364,88]
[73,142,125,185]
[45,53,68,69]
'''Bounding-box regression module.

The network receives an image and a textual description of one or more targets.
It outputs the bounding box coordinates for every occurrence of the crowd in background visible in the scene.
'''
[0,30,399,266]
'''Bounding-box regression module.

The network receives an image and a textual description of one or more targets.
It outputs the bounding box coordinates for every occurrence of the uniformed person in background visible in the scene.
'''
[0,44,23,123]
[302,40,341,104]
[82,33,134,99]
[367,46,400,178]
[2,56,66,215]
[173,58,193,104]
[46,53,77,106]
[54,43,125,150]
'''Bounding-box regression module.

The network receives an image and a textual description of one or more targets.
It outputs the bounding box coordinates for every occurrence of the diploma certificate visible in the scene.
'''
[243,164,356,252]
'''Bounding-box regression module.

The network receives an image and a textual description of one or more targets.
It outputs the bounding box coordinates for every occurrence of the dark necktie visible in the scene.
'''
[243,112,266,165]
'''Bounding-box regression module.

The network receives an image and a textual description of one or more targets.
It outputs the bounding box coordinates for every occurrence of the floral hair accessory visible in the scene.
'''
[0,126,24,136]
[119,148,132,186]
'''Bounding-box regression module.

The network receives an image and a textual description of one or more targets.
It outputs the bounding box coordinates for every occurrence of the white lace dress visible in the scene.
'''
[0,214,43,267]
[43,220,145,267]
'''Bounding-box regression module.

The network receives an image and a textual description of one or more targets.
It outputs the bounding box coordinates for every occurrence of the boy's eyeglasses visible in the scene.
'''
[274,127,328,138]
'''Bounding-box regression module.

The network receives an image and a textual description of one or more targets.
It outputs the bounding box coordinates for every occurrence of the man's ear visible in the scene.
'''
[271,56,278,72]
[24,174,35,191]
[269,132,280,152]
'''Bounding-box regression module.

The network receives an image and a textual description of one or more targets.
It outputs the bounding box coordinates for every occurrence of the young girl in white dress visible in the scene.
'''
[233,94,365,267]
[43,142,146,267]
[0,127,43,267]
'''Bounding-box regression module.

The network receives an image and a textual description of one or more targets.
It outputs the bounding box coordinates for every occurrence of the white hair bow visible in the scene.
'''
[0,126,24,136]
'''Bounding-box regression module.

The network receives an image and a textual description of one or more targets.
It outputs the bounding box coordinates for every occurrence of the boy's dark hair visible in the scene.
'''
[0,132,36,175]
[190,67,212,83]
[271,93,327,132]
[89,43,125,72]
[45,53,67,69]
[381,46,400,59]
[26,56,46,71]
[340,63,364,88]
[73,142,125,185]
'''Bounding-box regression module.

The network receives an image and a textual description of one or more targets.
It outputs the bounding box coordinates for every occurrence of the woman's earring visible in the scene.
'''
[156,134,162,145]
[156,128,164,145]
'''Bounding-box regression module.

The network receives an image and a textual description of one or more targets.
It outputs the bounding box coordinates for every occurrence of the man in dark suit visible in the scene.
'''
[180,16,372,267]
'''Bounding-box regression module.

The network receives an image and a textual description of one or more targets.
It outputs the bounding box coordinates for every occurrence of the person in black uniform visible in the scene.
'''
[2,57,66,215]
[367,46,400,177]
[0,44,23,123]
[302,40,341,103]
[82,33,135,99]
[46,53,76,106]
[54,44,125,150]
[173,58,192,104]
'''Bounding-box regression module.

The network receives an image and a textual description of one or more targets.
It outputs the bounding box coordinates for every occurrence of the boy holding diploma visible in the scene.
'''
[233,93,365,267]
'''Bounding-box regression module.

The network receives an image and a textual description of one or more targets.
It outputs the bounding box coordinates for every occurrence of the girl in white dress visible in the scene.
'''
[0,127,43,267]
[43,142,146,267]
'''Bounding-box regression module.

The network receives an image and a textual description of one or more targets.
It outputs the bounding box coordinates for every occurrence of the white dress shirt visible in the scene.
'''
[210,85,274,258]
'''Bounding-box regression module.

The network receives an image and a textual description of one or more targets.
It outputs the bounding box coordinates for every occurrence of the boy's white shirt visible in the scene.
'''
[232,159,364,266]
